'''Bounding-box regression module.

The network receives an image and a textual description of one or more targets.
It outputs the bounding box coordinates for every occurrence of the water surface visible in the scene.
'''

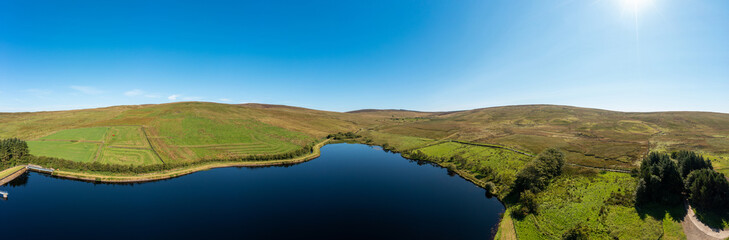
[0,143,504,239]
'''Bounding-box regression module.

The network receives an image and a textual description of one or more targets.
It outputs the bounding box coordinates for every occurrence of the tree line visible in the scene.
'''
[0,138,29,167]
[326,132,361,140]
[636,150,729,211]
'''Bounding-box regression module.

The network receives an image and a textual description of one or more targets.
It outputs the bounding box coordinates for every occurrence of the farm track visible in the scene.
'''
[682,202,729,240]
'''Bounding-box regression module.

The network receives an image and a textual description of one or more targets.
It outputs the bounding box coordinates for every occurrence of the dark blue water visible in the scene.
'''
[0,143,504,239]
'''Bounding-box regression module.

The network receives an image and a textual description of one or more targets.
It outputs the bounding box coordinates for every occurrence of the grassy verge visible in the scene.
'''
[495,210,518,240]
[0,165,25,179]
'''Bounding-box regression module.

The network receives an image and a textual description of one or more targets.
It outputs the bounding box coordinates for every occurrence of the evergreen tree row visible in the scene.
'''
[0,138,29,165]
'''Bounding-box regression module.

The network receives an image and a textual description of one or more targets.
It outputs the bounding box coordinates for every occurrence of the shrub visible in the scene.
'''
[513,148,565,194]
[484,181,496,195]
[518,190,539,215]
[562,223,590,240]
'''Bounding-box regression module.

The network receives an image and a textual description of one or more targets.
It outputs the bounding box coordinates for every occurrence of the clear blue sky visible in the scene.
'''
[1,0,727,113]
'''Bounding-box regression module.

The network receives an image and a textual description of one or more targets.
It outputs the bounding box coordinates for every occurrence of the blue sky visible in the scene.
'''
[1,0,727,113]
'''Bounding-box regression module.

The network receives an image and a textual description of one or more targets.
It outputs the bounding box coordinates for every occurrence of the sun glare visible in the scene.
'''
[620,0,654,13]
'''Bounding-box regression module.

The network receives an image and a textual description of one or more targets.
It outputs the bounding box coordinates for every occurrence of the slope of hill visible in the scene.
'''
[4,103,728,170]
[353,105,729,171]
[4,102,729,239]
[0,102,361,164]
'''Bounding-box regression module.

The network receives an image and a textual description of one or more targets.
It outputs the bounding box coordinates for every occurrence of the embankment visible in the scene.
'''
[0,166,28,186]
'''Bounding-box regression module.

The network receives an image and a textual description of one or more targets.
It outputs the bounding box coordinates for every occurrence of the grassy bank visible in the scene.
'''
[48,139,330,183]
[360,132,687,239]
[0,165,26,180]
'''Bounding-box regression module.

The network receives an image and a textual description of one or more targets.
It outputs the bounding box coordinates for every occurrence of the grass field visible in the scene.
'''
[360,131,434,151]
[99,147,160,165]
[511,170,685,239]
[27,141,99,162]
[416,141,531,189]
[106,126,148,147]
[39,127,108,141]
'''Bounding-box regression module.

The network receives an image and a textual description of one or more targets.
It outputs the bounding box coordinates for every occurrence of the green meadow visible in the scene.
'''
[106,126,148,148]
[417,141,531,182]
[99,147,160,165]
[27,141,99,162]
[510,170,684,239]
[40,127,108,141]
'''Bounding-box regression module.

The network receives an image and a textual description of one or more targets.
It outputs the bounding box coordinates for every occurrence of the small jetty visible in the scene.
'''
[27,164,55,174]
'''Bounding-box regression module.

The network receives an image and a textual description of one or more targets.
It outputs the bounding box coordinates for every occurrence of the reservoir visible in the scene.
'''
[0,143,504,239]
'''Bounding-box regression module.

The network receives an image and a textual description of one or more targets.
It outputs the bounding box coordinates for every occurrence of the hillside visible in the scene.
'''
[3,103,728,170]
[0,102,362,165]
[4,102,729,238]
[353,105,729,171]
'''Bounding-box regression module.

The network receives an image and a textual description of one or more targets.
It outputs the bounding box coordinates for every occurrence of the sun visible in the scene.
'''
[620,0,654,13]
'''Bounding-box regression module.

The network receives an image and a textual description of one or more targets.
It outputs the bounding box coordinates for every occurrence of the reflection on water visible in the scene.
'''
[0,143,504,240]
[4,171,29,187]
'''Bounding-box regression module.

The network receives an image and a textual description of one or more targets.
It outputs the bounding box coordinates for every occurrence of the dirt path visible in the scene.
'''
[683,202,729,240]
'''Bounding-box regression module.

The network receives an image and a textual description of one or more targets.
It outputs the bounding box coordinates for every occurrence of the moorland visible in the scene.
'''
[2,101,729,239]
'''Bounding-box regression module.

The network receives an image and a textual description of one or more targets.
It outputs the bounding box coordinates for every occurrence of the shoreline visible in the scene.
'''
[47,139,331,183]
[0,166,28,186]
[8,140,512,238]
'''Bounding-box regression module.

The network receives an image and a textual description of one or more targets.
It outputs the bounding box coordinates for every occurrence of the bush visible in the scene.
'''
[326,132,360,140]
[484,181,496,195]
[562,223,590,240]
[518,190,539,215]
[513,148,565,194]
[685,169,729,210]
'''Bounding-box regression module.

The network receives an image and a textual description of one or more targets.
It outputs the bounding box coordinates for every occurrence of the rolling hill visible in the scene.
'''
[2,102,728,171]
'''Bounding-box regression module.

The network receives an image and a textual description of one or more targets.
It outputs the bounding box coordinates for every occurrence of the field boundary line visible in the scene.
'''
[566,163,631,173]
[107,146,153,150]
[141,126,165,165]
[31,139,103,144]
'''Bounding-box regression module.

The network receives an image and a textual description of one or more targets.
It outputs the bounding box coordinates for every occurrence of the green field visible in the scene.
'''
[360,131,434,151]
[106,126,148,147]
[40,127,109,141]
[27,141,99,162]
[510,170,685,239]
[99,147,160,165]
[416,142,531,187]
